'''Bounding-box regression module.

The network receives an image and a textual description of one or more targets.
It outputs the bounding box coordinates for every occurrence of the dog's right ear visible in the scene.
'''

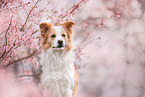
[39,22,52,38]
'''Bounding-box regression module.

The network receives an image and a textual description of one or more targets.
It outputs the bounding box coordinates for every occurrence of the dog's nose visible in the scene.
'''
[58,40,63,44]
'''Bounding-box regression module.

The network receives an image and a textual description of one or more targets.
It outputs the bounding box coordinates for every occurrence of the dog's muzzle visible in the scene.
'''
[53,40,65,50]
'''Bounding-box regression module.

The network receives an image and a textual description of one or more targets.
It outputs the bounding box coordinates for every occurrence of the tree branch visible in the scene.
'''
[31,30,38,36]
[20,0,40,31]
[17,73,40,78]
[74,19,106,51]
[0,31,4,35]
[53,0,85,25]
[0,41,27,61]
[5,16,12,46]
[0,50,6,59]
[61,0,85,18]
[3,49,38,69]
[33,1,50,16]
[0,40,16,61]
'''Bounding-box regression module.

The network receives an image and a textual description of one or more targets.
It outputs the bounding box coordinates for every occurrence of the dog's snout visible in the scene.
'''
[58,40,63,44]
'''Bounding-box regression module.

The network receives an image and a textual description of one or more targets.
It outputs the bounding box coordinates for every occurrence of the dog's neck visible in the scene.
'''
[40,49,74,72]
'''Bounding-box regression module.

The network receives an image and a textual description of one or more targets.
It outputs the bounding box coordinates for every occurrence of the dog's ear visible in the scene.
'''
[62,21,75,33]
[39,22,52,38]
[62,21,74,52]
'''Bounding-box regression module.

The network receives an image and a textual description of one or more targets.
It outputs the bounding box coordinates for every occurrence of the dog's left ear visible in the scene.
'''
[62,21,75,33]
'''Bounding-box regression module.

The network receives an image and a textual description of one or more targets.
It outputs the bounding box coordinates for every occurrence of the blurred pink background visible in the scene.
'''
[0,0,145,97]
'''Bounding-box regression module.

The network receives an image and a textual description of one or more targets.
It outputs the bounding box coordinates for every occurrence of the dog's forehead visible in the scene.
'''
[53,26,65,35]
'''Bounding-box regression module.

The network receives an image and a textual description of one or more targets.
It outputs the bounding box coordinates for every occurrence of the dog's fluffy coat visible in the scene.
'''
[39,21,78,97]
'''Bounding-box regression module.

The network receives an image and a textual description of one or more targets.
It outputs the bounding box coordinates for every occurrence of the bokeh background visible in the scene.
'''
[0,0,145,97]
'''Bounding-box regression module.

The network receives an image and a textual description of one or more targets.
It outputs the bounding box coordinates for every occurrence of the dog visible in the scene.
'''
[39,21,78,97]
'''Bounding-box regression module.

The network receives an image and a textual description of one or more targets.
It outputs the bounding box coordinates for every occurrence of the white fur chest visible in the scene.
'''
[40,49,75,97]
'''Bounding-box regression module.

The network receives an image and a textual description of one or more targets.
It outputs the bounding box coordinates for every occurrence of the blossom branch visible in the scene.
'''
[61,0,85,18]
[33,1,50,16]
[5,16,12,46]
[9,2,30,9]
[0,39,16,61]
[3,49,38,69]
[17,73,41,78]
[0,31,4,35]
[31,30,38,36]
[0,0,14,8]
[20,0,40,31]
[75,19,106,51]
[0,50,6,59]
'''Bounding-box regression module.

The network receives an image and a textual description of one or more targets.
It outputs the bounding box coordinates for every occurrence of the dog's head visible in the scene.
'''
[39,21,74,51]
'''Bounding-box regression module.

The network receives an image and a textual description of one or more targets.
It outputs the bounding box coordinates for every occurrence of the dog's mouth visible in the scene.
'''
[52,45,64,50]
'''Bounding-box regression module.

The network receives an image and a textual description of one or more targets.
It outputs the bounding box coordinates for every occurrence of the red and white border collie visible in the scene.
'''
[39,21,78,97]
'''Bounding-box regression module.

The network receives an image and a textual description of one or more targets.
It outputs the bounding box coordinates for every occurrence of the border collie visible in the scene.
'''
[39,21,78,97]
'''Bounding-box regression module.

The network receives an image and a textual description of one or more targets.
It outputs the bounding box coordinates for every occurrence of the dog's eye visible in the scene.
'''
[51,34,56,38]
[62,34,66,37]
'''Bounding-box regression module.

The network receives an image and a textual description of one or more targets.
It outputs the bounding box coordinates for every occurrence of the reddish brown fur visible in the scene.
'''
[72,65,79,97]
[61,21,75,52]
[39,22,53,51]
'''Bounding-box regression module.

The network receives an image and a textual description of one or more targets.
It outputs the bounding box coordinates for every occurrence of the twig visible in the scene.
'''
[2,2,8,8]
[53,0,85,25]
[0,41,27,61]
[5,39,16,54]
[17,75,34,77]
[9,2,30,9]
[41,2,57,19]
[75,19,106,51]
[5,16,12,46]
[3,49,38,69]
[0,50,6,59]
[74,24,98,51]
[20,0,40,31]
[2,0,14,8]
[0,1,30,12]
[0,31,4,35]
[61,0,84,18]
[31,30,38,36]
[33,1,50,16]
[0,39,16,61]
[17,73,41,78]
[0,16,13,60]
